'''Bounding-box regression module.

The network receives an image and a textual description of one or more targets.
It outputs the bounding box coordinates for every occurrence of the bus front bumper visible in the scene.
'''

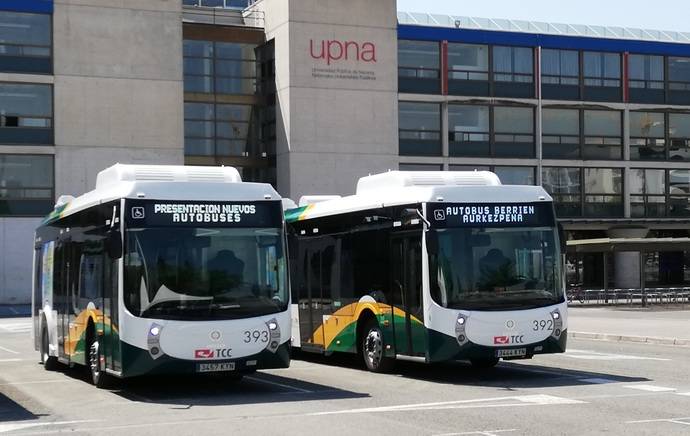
[119,341,290,378]
[427,329,568,363]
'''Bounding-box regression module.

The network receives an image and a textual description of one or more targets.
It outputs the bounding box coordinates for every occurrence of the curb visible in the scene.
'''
[570,331,690,347]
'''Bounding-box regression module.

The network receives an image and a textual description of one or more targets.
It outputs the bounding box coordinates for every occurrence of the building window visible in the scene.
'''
[630,169,665,218]
[183,0,248,7]
[448,43,488,81]
[584,168,623,217]
[0,83,53,145]
[669,169,690,217]
[183,40,257,95]
[668,57,690,91]
[494,106,534,158]
[184,102,259,157]
[630,111,665,160]
[669,113,690,161]
[541,49,579,87]
[399,163,443,171]
[494,166,535,185]
[0,154,54,216]
[448,104,489,157]
[583,51,620,87]
[629,54,664,90]
[542,108,580,159]
[398,40,439,94]
[0,11,51,74]
[583,110,622,159]
[583,51,621,101]
[398,102,441,156]
[449,165,491,172]
[541,167,582,217]
[493,46,533,83]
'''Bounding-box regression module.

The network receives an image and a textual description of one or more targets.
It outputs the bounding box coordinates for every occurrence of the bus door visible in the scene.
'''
[391,233,425,357]
[297,239,327,352]
[54,238,70,361]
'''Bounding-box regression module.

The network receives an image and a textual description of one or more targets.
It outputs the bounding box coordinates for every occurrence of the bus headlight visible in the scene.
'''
[455,314,469,346]
[265,318,281,353]
[147,323,164,360]
[550,310,563,339]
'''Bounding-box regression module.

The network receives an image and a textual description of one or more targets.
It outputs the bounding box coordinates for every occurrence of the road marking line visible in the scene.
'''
[0,420,97,434]
[678,392,690,396]
[566,349,670,361]
[0,359,24,363]
[0,380,70,386]
[0,345,19,354]
[245,376,313,393]
[627,417,690,425]
[308,394,584,416]
[433,429,517,436]
[624,384,676,392]
[579,378,618,384]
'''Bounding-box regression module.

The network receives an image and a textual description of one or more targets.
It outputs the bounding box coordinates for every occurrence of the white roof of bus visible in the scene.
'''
[45,164,280,222]
[287,171,552,221]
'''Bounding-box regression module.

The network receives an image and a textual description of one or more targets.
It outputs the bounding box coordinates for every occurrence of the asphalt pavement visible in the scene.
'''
[1,308,689,435]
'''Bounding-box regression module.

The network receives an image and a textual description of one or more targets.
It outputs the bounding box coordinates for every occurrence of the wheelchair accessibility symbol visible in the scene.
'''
[433,209,445,221]
[131,207,145,219]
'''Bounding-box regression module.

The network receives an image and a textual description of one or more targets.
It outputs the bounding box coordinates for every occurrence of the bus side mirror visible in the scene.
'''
[426,231,438,255]
[557,222,567,253]
[106,230,123,260]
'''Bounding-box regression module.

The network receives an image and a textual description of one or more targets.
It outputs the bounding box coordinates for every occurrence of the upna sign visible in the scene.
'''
[309,38,377,65]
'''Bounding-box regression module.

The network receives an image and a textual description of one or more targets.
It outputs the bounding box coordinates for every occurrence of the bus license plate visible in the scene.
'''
[197,362,235,373]
[496,348,527,358]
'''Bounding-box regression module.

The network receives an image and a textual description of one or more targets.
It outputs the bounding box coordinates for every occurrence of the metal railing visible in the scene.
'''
[567,286,690,306]
[182,2,264,28]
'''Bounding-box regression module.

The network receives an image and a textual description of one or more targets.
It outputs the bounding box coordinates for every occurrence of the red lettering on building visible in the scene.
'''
[309,39,377,65]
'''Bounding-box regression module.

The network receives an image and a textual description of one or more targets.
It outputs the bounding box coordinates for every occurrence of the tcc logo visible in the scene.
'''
[131,207,145,219]
[434,209,446,221]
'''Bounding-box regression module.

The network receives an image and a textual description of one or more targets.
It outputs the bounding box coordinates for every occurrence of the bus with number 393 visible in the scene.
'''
[32,164,291,387]
[285,171,567,372]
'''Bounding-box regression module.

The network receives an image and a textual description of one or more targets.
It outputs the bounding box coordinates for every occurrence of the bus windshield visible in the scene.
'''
[429,227,563,311]
[124,227,288,320]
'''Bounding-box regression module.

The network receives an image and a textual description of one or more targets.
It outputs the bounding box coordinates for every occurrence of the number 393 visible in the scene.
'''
[243,330,269,343]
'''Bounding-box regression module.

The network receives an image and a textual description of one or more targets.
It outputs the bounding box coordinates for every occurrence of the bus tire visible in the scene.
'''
[40,325,58,371]
[470,357,500,369]
[361,318,393,373]
[86,327,110,389]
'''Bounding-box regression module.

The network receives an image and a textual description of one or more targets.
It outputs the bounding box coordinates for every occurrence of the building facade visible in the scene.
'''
[2,0,690,302]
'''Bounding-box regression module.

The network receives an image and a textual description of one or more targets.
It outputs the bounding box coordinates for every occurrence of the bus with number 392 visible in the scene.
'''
[285,171,567,372]
[32,164,291,387]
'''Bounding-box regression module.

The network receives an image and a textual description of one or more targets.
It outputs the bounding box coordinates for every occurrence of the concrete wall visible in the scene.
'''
[0,0,184,304]
[0,218,42,305]
[53,0,184,197]
[254,0,399,199]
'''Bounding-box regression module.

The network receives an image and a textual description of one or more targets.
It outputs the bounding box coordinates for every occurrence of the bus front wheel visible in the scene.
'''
[361,319,393,373]
[40,326,57,371]
[86,329,110,389]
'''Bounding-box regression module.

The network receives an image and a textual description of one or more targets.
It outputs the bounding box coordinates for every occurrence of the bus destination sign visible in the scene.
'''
[125,200,282,228]
[428,202,554,228]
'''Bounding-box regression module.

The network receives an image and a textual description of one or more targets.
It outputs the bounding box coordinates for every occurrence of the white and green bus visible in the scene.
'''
[32,164,290,387]
[285,171,566,372]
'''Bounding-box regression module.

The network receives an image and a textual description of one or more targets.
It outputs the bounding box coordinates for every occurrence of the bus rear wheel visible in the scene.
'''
[361,319,393,373]
[470,357,500,369]
[40,326,57,371]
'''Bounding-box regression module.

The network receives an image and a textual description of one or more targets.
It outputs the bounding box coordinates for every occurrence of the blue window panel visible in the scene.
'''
[398,25,690,58]
[0,0,53,14]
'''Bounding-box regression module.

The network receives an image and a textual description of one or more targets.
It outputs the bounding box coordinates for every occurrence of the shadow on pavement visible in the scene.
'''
[0,391,39,423]
[109,371,369,406]
[293,350,649,389]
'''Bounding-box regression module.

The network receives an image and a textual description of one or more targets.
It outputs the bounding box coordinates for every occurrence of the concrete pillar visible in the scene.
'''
[607,227,649,289]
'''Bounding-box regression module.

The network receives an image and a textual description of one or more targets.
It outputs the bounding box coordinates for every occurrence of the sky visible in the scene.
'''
[396,0,690,33]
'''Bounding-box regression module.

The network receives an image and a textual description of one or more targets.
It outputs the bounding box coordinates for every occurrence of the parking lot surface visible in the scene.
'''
[2,315,690,435]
